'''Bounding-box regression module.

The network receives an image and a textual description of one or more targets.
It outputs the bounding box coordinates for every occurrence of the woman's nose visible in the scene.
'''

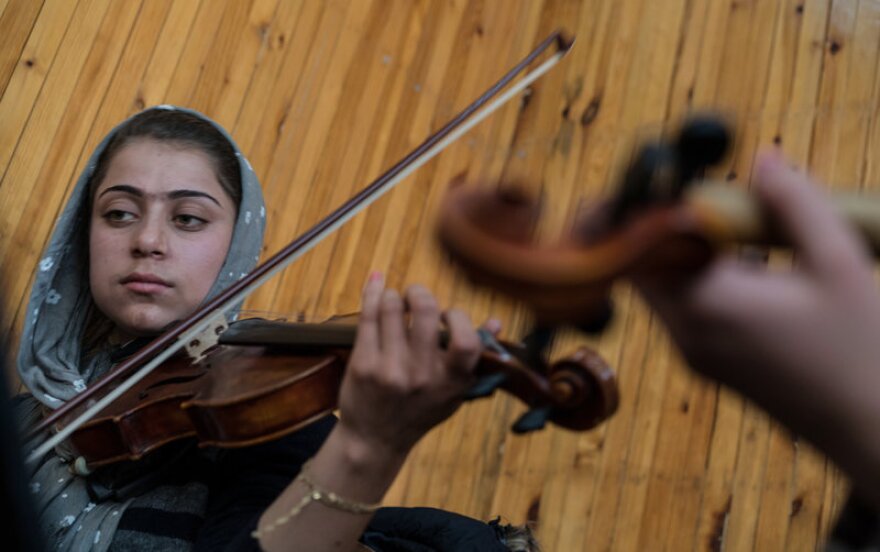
[131,216,167,258]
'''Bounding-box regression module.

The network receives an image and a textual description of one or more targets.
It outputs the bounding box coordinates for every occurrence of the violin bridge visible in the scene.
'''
[183,312,229,363]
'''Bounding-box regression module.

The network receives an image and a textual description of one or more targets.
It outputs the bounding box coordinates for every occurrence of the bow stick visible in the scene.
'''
[26,30,574,465]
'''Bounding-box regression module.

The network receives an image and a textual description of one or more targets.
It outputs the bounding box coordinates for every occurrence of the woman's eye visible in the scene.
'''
[103,210,135,223]
[175,214,208,229]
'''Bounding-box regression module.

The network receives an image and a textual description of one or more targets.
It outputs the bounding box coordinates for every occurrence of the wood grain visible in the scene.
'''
[2,1,869,549]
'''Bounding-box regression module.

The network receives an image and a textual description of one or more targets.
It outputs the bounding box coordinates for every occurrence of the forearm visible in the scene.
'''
[814,382,880,509]
[254,423,407,552]
[713,351,880,509]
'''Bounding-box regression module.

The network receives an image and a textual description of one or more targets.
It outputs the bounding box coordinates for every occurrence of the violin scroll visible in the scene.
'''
[538,346,618,432]
[435,116,737,328]
[437,114,880,332]
[466,337,618,434]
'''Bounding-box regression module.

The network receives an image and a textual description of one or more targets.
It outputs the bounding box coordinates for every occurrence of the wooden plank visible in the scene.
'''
[691,388,744,551]
[0,0,11,21]
[752,424,798,550]
[231,0,323,178]
[0,0,46,98]
[243,0,369,311]
[723,405,773,552]
[228,0,304,146]
[634,348,719,549]
[665,0,711,124]
[0,0,866,548]
[828,0,880,191]
[270,0,420,317]
[579,292,655,550]
[607,328,674,552]
[660,375,718,550]
[865,0,880,190]
[136,0,204,107]
[784,444,828,551]
[203,0,281,127]
[315,0,467,317]
[0,0,80,184]
[186,0,274,125]
[162,0,235,105]
[786,0,831,163]
[725,0,783,182]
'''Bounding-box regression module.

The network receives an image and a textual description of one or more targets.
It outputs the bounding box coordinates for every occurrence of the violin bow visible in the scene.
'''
[26,30,574,465]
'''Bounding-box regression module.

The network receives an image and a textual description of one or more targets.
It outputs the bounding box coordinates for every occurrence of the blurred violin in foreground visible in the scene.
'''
[436,117,880,331]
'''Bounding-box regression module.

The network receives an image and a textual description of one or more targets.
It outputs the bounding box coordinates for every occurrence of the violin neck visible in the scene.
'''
[688,181,880,256]
[219,320,358,348]
[218,319,456,350]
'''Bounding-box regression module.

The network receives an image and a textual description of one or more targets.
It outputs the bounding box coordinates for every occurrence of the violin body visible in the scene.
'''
[69,357,202,467]
[183,346,344,448]
[68,336,345,468]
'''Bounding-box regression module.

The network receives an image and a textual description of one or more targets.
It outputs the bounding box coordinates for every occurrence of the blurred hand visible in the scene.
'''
[336,273,496,458]
[634,151,880,500]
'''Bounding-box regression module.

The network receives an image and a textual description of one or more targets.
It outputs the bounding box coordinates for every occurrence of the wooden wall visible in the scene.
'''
[3,0,876,549]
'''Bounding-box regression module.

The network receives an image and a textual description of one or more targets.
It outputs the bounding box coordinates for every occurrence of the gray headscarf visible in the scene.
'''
[15,105,266,551]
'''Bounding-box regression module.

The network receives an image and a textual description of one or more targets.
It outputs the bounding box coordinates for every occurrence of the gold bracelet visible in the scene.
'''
[252,461,382,539]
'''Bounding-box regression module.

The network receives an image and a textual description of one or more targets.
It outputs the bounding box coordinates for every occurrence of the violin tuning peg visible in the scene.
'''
[574,298,614,335]
[463,373,508,401]
[676,116,731,175]
[512,406,553,434]
[610,144,676,223]
[520,325,556,365]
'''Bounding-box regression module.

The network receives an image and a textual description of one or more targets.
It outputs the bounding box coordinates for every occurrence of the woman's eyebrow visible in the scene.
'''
[98,184,221,207]
[167,189,222,206]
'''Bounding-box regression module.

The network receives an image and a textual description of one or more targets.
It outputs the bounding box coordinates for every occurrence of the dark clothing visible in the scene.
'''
[362,507,511,552]
[827,493,880,552]
[194,416,334,551]
[101,415,507,551]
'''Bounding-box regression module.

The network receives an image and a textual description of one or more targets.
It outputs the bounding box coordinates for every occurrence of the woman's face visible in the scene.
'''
[89,138,236,337]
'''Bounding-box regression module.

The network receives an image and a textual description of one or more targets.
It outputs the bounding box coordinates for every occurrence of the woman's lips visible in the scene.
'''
[121,273,172,294]
[124,282,170,294]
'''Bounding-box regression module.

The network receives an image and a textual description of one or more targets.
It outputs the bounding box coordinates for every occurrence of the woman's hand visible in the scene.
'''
[257,277,495,552]
[336,273,490,459]
[633,151,880,503]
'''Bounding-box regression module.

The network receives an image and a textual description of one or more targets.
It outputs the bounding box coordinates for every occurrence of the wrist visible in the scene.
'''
[832,401,880,507]
[330,421,410,473]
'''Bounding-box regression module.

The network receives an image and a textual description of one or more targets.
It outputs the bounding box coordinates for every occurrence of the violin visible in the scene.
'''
[26,30,623,473]
[436,117,880,331]
[68,316,618,470]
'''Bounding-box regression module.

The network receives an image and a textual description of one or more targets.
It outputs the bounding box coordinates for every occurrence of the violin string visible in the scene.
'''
[25,41,569,466]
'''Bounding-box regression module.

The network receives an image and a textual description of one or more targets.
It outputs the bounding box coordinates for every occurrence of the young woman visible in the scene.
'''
[14,106,539,551]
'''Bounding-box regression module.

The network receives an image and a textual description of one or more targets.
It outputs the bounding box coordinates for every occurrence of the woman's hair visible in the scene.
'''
[81,108,242,353]
[493,520,542,552]
[86,108,242,209]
